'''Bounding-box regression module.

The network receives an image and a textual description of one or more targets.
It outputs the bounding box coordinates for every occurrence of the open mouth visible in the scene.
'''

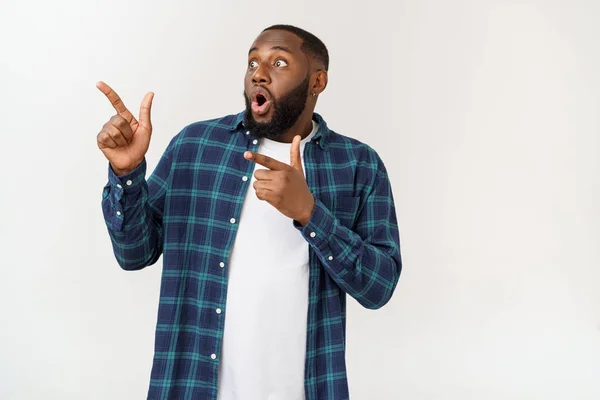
[257,94,267,106]
[251,91,272,116]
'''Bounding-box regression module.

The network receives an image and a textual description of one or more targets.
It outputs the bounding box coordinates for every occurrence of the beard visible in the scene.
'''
[243,74,310,140]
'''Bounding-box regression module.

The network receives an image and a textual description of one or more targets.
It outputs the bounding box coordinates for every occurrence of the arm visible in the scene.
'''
[295,169,402,309]
[101,139,176,271]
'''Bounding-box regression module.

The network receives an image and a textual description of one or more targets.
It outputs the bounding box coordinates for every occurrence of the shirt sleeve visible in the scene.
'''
[101,139,177,271]
[294,169,402,309]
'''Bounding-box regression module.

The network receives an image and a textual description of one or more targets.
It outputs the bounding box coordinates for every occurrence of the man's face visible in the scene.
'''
[243,30,311,139]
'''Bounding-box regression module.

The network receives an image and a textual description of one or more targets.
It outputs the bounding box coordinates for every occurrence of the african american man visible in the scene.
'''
[97,24,402,400]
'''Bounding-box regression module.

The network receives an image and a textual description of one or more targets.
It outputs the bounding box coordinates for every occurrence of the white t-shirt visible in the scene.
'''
[217,121,319,400]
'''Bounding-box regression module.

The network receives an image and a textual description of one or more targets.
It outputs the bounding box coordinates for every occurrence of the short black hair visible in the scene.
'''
[262,24,329,71]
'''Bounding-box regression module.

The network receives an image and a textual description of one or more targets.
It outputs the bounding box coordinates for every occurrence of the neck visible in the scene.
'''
[272,107,315,143]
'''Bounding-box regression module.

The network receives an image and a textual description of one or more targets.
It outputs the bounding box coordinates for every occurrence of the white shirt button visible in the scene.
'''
[219,262,225,268]
[230,218,236,224]
[310,232,316,238]
[216,308,222,314]
[242,176,248,182]
[246,131,250,135]
[116,184,122,189]
[116,211,121,216]
[252,139,258,145]
[211,353,217,360]
[126,180,133,186]
[328,256,334,261]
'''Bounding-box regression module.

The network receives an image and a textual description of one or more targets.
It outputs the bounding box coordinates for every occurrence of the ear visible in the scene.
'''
[311,69,328,96]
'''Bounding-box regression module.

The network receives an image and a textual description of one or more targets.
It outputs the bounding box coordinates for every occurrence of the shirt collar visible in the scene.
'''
[229,110,330,150]
[229,111,245,132]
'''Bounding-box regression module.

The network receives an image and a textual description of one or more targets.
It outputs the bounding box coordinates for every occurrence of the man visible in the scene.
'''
[98,24,401,400]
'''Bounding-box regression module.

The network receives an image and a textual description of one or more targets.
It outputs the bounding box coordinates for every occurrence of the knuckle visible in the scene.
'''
[110,114,127,128]
[117,117,128,128]
[97,133,112,148]
[106,130,124,144]
[106,128,118,138]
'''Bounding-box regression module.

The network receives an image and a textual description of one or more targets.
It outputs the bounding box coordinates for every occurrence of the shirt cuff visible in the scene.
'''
[102,159,147,231]
[108,159,147,192]
[294,196,337,252]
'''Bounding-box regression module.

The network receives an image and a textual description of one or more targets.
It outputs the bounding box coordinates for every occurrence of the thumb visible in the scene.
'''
[290,135,303,172]
[139,92,154,130]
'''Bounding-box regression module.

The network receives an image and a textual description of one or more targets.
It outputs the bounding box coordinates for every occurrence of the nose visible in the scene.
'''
[252,64,270,85]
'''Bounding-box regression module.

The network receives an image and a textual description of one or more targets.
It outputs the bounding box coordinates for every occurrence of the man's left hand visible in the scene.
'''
[244,135,315,226]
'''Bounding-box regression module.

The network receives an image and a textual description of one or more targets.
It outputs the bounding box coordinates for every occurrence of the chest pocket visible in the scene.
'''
[318,193,362,230]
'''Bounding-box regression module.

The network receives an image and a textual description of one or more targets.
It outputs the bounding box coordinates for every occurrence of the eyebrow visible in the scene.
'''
[248,45,293,56]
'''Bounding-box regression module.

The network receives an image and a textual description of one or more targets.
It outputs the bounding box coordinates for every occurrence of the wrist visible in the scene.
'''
[111,160,142,177]
[297,197,315,227]
[113,168,134,177]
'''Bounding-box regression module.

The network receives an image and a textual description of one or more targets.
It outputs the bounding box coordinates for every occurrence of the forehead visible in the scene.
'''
[249,30,304,54]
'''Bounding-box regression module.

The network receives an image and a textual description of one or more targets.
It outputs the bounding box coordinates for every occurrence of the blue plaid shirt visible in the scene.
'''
[102,111,402,400]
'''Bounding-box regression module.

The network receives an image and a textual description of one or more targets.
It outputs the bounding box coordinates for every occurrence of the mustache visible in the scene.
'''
[245,86,274,101]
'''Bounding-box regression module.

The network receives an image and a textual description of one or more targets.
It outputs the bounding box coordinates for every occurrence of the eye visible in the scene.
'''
[274,60,288,68]
[249,60,258,69]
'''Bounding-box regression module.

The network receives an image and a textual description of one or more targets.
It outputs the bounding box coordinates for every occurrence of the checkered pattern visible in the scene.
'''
[102,111,402,400]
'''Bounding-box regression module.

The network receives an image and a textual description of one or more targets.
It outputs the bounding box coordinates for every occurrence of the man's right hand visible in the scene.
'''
[96,81,154,176]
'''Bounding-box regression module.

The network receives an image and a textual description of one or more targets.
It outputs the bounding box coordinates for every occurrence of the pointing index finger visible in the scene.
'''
[244,151,288,171]
[96,81,137,124]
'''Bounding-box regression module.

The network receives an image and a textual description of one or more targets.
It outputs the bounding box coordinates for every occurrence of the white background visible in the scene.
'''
[1,0,599,399]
